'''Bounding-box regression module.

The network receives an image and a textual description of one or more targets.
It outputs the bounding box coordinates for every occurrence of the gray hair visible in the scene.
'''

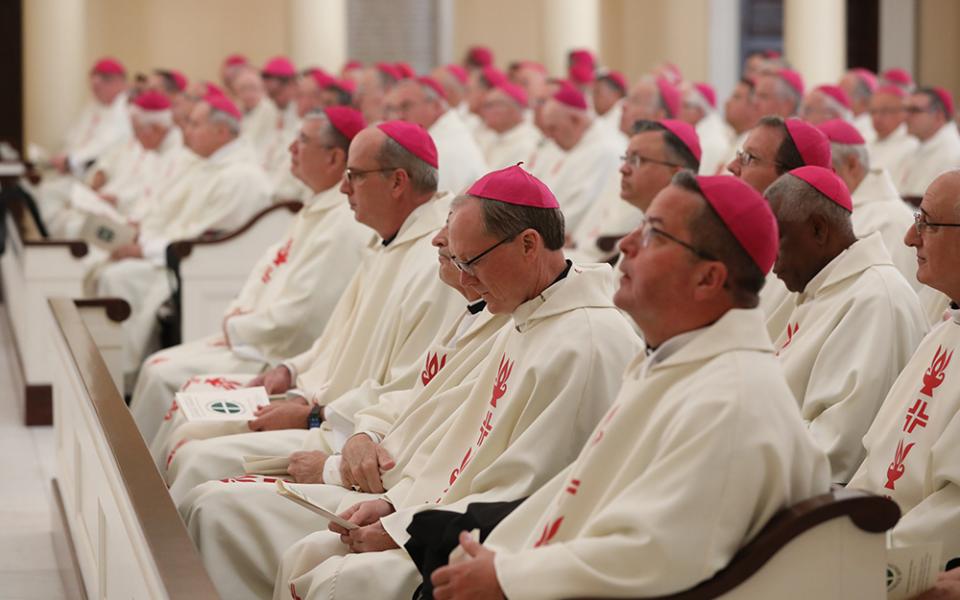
[131,106,173,129]
[830,141,870,171]
[773,76,802,114]
[208,108,241,136]
[376,135,438,194]
[303,109,351,155]
[633,119,700,171]
[451,194,566,250]
[765,173,854,235]
[849,75,874,104]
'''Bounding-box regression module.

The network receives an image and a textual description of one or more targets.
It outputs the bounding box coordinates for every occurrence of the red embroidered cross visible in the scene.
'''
[273,239,293,267]
[903,399,930,434]
[565,479,581,495]
[476,410,494,446]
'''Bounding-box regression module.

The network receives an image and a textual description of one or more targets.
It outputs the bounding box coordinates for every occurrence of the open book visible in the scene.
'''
[175,386,269,422]
[275,479,357,530]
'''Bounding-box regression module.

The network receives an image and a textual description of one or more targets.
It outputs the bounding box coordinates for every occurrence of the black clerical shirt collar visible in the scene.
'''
[381,233,398,247]
[467,300,487,315]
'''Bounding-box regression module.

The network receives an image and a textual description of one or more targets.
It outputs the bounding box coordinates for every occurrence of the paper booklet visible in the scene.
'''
[79,212,137,251]
[176,386,269,422]
[242,455,291,476]
[275,479,358,530]
[886,540,941,600]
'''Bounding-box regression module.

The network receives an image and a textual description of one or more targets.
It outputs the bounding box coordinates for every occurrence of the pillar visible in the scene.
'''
[542,0,599,78]
[784,0,846,87]
[288,0,347,72]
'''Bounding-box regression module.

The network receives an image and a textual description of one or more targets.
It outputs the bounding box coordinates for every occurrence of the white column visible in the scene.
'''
[288,0,347,72]
[23,0,87,152]
[784,0,846,87]
[879,0,916,73]
[542,0,599,78]
[708,0,741,102]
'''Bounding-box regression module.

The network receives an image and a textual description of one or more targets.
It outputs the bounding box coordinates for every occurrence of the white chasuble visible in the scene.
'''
[848,304,960,566]
[868,124,918,184]
[850,169,919,289]
[476,120,541,170]
[130,186,369,443]
[897,123,960,197]
[769,234,928,482]
[276,264,642,600]
[482,309,831,599]
[428,109,488,195]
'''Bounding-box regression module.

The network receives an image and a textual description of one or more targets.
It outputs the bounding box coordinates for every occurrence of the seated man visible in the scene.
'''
[407,173,833,600]
[131,107,370,446]
[474,79,540,169]
[799,84,853,125]
[867,85,918,181]
[763,166,927,482]
[161,122,463,493]
[848,170,960,567]
[267,166,641,600]
[898,87,960,197]
[92,94,272,388]
[678,81,734,175]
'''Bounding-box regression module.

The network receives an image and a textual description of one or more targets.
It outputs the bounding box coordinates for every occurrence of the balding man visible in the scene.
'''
[163,122,463,495]
[538,81,621,234]
[763,166,927,482]
[679,81,734,175]
[726,116,832,319]
[848,170,960,566]
[753,68,804,118]
[619,76,679,133]
[132,108,370,448]
[352,65,397,123]
[234,67,279,158]
[720,77,761,171]
[817,119,918,288]
[93,95,272,388]
[839,68,878,142]
[384,78,487,194]
[275,166,641,600]
[427,174,830,600]
[474,79,539,169]
[431,65,469,114]
[867,85,919,181]
[258,57,302,193]
[592,70,627,133]
[898,87,960,197]
[799,84,853,125]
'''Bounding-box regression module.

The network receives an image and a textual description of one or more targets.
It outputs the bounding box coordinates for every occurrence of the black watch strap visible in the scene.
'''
[307,404,323,429]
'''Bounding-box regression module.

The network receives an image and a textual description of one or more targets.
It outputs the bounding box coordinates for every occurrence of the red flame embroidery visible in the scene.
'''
[533,517,564,547]
[490,354,514,408]
[884,439,915,490]
[289,583,303,600]
[420,352,447,386]
[921,345,953,397]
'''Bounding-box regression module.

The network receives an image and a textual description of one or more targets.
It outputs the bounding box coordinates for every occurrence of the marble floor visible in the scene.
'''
[0,305,67,599]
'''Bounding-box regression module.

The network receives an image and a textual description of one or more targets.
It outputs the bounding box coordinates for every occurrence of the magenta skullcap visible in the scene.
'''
[931,86,956,118]
[552,80,588,111]
[262,56,297,78]
[875,84,907,100]
[394,62,416,80]
[445,64,469,85]
[224,54,248,67]
[481,66,507,88]
[693,82,717,108]
[133,90,171,111]
[323,106,366,141]
[881,68,913,87]
[467,164,559,209]
[660,119,702,163]
[494,80,528,107]
[467,46,494,67]
[778,68,805,96]
[309,68,337,89]
[376,62,403,82]
[332,78,356,95]
[815,84,852,110]
[204,93,242,120]
[417,76,448,101]
[784,118,831,168]
[851,68,878,93]
[816,119,865,146]
[695,175,779,274]
[656,77,681,118]
[342,59,363,73]
[169,69,188,92]
[599,70,628,94]
[204,81,226,98]
[92,57,125,76]
[568,49,596,84]
[789,166,853,212]
[376,121,438,169]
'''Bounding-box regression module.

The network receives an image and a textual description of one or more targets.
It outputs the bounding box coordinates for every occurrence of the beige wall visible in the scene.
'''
[917,0,960,99]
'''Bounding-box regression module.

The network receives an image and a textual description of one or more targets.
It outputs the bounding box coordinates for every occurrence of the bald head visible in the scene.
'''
[754,74,801,118]
[907,171,960,301]
[383,79,445,129]
[233,68,265,112]
[480,87,525,133]
[541,98,592,150]
[620,78,668,135]
[799,89,851,125]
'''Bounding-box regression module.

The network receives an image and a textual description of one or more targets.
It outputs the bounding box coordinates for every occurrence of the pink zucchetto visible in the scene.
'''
[204,93,242,121]
[376,62,403,82]
[342,60,363,74]
[417,76,448,101]
[660,120,702,163]
[309,68,337,89]
[323,106,366,141]
[788,166,853,212]
[598,70,628,94]
[169,69,188,92]
[656,77,681,118]
[445,64,469,85]
[552,80,588,111]
[815,84,852,110]
[784,118,831,168]
[851,68,878,93]
[481,66,507,88]
[695,175,779,274]
[931,86,956,118]
[467,164,559,209]
[92,57,125,76]
[777,68,805,96]
[495,80,528,107]
[467,46,494,68]
[262,56,297,78]
[204,81,226,98]
[881,68,913,88]
[816,119,865,146]
[332,78,356,95]
[377,121,438,169]
[693,82,717,109]
[133,90,171,111]
[224,54,248,67]
[394,62,416,80]
[875,84,907,100]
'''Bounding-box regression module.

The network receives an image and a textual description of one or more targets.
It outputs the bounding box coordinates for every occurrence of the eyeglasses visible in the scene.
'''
[735,149,784,171]
[344,166,399,184]
[913,209,960,235]
[452,235,517,276]
[620,153,682,169]
[637,215,715,260]
[905,105,935,115]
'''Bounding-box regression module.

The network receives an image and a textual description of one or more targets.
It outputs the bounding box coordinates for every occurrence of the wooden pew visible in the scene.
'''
[167,200,302,344]
[48,297,219,599]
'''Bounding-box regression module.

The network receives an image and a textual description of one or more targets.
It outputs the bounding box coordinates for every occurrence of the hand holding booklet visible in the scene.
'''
[176,386,269,422]
[275,479,358,530]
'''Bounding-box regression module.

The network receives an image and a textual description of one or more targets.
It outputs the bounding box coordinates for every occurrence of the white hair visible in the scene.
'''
[208,108,241,136]
[819,93,853,122]
[766,173,854,235]
[131,106,173,129]
[830,141,870,171]
[684,87,713,115]
[415,80,450,110]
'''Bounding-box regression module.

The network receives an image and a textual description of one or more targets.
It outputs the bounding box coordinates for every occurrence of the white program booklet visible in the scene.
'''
[176,386,268,422]
[886,540,941,600]
[275,479,358,530]
[79,212,137,251]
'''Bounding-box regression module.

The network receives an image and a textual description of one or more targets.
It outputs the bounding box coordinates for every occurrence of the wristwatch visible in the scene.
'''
[307,404,323,429]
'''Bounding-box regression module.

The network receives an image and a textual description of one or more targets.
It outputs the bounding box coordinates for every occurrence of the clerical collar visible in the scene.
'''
[644,327,705,367]
[381,232,398,247]
[549,260,573,288]
[467,300,487,315]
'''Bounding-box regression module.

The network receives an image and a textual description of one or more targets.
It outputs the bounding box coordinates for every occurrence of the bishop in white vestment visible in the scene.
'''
[898,88,960,197]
